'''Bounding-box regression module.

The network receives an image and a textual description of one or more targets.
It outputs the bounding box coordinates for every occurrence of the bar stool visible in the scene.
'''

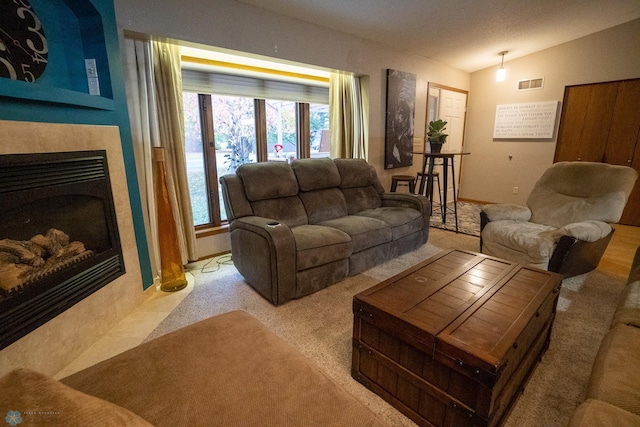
[416,171,442,215]
[390,175,416,193]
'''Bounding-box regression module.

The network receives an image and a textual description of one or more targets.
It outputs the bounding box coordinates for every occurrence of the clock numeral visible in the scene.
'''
[0,40,17,79]
[12,0,32,8]
[17,6,48,55]
[21,63,35,82]
[0,57,18,80]
[31,50,47,64]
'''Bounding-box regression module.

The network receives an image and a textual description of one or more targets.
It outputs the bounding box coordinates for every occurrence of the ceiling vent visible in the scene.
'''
[518,78,544,90]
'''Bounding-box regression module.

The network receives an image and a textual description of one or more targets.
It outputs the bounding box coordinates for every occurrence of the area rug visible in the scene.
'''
[429,200,482,236]
[146,228,624,427]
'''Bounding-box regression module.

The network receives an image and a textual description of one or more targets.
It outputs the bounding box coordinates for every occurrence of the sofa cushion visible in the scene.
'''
[62,311,386,427]
[568,399,640,427]
[357,207,423,241]
[527,161,638,228]
[342,186,383,214]
[299,188,348,224]
[335,158,375,188]
[0,368,153,426]
[319,215,391,253]
[481,220,557,266]
[587,323,640,416]
[292,158,341,191]
[292,225,353,271]
[333,159,382,214]
[251,196,308,227]
[237,162,299,201]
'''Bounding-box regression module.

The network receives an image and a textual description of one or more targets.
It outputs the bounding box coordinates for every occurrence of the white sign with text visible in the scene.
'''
[493,101,558,139]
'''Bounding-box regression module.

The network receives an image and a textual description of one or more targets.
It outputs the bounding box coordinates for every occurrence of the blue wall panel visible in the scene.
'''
[0,0,153,289]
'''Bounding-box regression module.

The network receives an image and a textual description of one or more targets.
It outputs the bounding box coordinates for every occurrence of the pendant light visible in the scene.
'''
[496,51,508,82]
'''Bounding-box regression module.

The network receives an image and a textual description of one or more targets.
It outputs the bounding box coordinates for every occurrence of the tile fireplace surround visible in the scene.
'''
[0,120,146,377]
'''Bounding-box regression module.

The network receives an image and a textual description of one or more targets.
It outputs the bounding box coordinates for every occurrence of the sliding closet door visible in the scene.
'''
[555,82,618,161]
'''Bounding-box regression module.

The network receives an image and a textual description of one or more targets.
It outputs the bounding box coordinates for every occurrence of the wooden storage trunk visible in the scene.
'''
[352,250,562,427]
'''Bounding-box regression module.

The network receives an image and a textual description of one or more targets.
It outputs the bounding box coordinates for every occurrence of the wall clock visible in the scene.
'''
[0,0,49,82]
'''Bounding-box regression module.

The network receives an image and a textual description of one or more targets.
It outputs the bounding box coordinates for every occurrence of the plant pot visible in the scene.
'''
[429,142,443,153]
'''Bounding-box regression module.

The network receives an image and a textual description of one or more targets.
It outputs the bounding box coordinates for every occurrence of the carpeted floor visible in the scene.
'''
[146,228,624,427]
[429,200,482,236]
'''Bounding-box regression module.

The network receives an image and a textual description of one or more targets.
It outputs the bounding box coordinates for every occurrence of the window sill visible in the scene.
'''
[195,224,229,239]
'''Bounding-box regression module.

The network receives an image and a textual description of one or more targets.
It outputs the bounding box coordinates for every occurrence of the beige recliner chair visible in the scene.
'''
[480,161,637,277]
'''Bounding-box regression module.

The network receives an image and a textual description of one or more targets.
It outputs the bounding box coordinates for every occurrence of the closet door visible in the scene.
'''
[555,79,640,226]
[607,79,640,225]
[555,82,618,161]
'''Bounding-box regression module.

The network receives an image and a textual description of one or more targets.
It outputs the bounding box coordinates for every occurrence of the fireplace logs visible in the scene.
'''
[0,229,94,297]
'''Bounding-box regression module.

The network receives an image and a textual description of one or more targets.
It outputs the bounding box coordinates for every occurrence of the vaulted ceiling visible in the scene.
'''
[238,0,640,72]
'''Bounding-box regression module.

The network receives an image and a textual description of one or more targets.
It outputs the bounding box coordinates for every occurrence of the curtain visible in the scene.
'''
[123,38,161,279]
[329,71,367,159]
[151,41,197,263]
[124,37,197,276]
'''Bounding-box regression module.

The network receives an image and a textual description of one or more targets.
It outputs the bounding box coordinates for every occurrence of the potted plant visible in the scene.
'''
[427,119,448,153]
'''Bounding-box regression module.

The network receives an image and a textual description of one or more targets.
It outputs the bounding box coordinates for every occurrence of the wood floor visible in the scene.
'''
[598,224,640,281]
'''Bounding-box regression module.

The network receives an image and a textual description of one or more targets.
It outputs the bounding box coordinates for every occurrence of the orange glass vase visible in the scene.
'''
[153,147,187,292]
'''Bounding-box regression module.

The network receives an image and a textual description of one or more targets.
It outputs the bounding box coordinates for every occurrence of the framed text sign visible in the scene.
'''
[493,101,558,139]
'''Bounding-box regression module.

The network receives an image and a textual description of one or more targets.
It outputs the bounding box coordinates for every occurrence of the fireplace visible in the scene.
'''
[0,150,125,350]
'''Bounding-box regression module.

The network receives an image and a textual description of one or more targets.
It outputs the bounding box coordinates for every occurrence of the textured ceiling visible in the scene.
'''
[238,0,640,72]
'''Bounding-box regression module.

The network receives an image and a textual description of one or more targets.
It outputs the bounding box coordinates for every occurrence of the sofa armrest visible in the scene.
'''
[231,215,293,233]
[480,204,531,252]
[380,193,431,235]
[481,203,532,222]
[229,216,297,305]
[568,399,640,427]
[380,193,430,213]
[552,220,612,243]
[629,245,640,286]
[612,245,640,327]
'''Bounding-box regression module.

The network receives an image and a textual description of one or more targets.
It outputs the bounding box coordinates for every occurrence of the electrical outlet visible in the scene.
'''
[513,187,519,194]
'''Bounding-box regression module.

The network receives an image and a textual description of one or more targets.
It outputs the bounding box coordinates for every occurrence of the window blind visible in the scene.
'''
[182,69,329,104]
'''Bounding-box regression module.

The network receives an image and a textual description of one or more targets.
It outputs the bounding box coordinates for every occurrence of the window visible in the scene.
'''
[309,103,330,158]
[183,92,210,225]
[181,51,330,229]
[266,99,297,161]
[184,92,329,228]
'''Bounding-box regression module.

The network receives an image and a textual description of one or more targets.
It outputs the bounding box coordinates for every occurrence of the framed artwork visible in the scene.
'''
[384,69,416,169]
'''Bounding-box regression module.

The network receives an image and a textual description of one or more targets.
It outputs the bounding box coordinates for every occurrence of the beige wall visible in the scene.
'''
[114,0,469,190]
[461,19,640,205]
[115,3,639,259]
